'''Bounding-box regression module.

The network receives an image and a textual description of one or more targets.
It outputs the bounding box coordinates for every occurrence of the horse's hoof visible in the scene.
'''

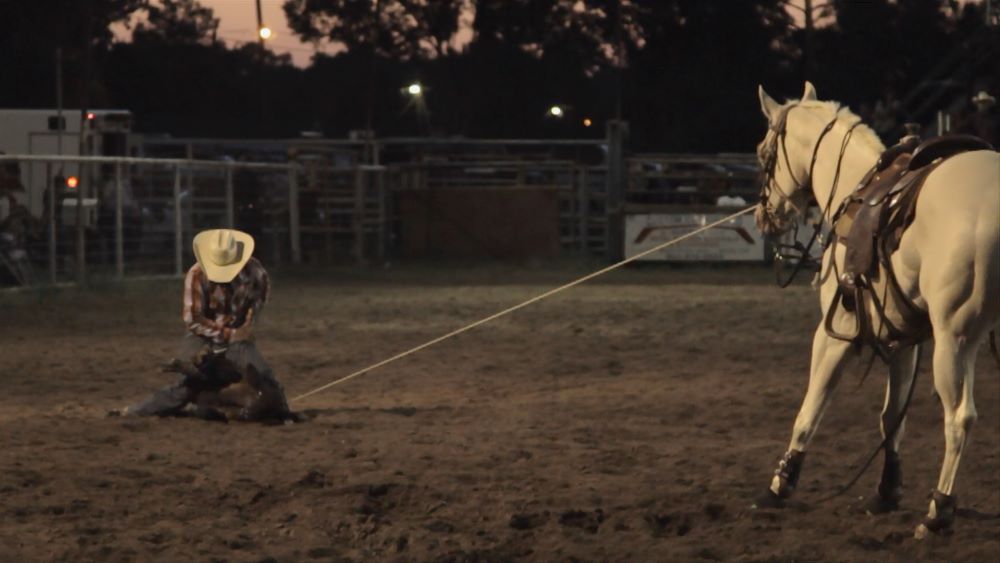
[914,522,953,540]
[863,494,900,515]
[754,489,786,509]
[914,490,956,539]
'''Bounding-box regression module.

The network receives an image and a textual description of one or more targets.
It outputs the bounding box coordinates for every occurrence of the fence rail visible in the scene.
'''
[0,146,761,287]
[0,154,388,286]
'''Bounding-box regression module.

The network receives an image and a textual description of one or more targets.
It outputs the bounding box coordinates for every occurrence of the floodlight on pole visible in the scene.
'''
[254,0,265,49]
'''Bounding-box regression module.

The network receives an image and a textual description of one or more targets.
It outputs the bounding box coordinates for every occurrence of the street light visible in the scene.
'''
[258,26,273,40]
[407,83,423,96]
[548,105,564,118]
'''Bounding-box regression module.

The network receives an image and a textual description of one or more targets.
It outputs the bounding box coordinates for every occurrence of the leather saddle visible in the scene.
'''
[835,134,994,291]
[826,133,994,354]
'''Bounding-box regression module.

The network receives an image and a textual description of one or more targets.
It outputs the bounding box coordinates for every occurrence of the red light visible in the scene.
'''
[66,176,79,188]
[86,112,95,120]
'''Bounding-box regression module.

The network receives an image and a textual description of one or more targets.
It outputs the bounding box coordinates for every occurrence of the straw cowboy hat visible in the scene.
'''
[971,90,996,107]
[192,229,255,283]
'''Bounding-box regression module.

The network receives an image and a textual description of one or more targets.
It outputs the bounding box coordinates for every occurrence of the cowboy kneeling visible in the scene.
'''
[123,229,294,422]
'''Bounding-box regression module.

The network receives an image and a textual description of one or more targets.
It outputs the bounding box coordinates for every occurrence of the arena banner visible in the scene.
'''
[624,212,765,261]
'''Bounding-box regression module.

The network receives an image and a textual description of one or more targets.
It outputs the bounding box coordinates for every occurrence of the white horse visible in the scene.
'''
[754,81,999,538]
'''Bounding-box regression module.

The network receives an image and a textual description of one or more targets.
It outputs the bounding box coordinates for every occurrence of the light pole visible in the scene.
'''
[402,82,430,134]
[255,0,266,50]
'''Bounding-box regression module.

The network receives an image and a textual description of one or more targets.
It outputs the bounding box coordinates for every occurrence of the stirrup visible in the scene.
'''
[824,288,860,342]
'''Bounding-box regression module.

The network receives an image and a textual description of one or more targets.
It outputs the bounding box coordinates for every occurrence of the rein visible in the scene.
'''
[815,344,923,504]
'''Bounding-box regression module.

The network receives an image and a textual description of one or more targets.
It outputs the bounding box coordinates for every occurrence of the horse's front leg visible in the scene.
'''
[865,345,918,514]
[914,331,979,539]
[760,323,854,505]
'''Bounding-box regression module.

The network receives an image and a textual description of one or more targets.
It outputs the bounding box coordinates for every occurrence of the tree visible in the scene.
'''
[471,0,643,74]
[0,0,143,107]
[133,0,221,45]
[282,0,464,60]
[779,0,834,80]
[623,0,794,151]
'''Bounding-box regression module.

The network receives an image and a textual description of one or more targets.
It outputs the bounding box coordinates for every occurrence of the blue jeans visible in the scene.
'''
[128,334,289,419]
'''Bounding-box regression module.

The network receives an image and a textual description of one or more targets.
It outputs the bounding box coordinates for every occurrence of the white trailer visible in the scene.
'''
[0,109,132,219]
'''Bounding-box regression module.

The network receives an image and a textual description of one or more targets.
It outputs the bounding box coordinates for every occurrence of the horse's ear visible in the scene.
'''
[758,85,781,121]
[802,81,818,101]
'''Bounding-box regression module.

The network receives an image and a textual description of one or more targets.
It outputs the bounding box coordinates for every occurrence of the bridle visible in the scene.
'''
[757,103,860,287]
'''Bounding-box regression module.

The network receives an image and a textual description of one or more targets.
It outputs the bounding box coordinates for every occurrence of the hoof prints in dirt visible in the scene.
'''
[645,512,693,537]
[305,546,348,559]
[296,470,330,488]
[558,509,605,534]
[509,511,548,530]
[424,519,456,533]
[703,502,725,520]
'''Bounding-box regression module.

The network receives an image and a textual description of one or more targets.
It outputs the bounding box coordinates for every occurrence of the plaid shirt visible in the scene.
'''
[182,257,270,343]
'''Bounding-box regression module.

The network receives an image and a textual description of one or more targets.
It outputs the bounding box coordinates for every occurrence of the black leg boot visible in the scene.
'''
[865,450,903,514]
[915,490,957,539]
[757,449,805,508]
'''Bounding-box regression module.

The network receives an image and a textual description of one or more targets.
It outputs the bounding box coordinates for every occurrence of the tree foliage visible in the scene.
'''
[282,0,464,59]
[133,0,221,45]
[0,0,143,107]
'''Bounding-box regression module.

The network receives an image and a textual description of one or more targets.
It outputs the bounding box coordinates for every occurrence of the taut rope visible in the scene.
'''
[290,205,756,403]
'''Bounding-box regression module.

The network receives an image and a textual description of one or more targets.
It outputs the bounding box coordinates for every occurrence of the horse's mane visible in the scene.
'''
[793,99,886,153]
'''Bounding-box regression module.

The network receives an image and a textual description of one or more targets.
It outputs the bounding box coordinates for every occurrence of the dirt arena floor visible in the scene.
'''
[1,265,998,562]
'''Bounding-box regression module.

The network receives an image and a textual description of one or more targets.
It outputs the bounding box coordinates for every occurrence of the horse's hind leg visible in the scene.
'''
[915,331,978,538]
[760,325,853,505]
[865,345,918,514]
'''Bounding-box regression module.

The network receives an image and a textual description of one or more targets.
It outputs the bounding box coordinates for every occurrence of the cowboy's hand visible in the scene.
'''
[193,343,214,367]
[231,309,255,342]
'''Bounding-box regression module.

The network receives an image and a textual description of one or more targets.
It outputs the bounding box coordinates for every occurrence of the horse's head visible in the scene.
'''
[754,82,824,237]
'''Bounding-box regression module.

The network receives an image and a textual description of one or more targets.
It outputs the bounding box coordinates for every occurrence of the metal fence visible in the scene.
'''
[138,134,617,259]
[0,154,389,286]
[0,145,761,287]
[627,153,759,206]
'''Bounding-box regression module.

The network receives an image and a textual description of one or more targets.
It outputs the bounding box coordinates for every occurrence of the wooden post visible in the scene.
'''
[185,143,194,230]
[376,167,386,263]
[75,161,86,282]
[46,162,56,283]
[353,166,365,264]
[288,164,301,264]
[174,164,183,276]
[605,120,629,262]
[115,161,124,279]
[578,167,589,254]
[225,163,235,228]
